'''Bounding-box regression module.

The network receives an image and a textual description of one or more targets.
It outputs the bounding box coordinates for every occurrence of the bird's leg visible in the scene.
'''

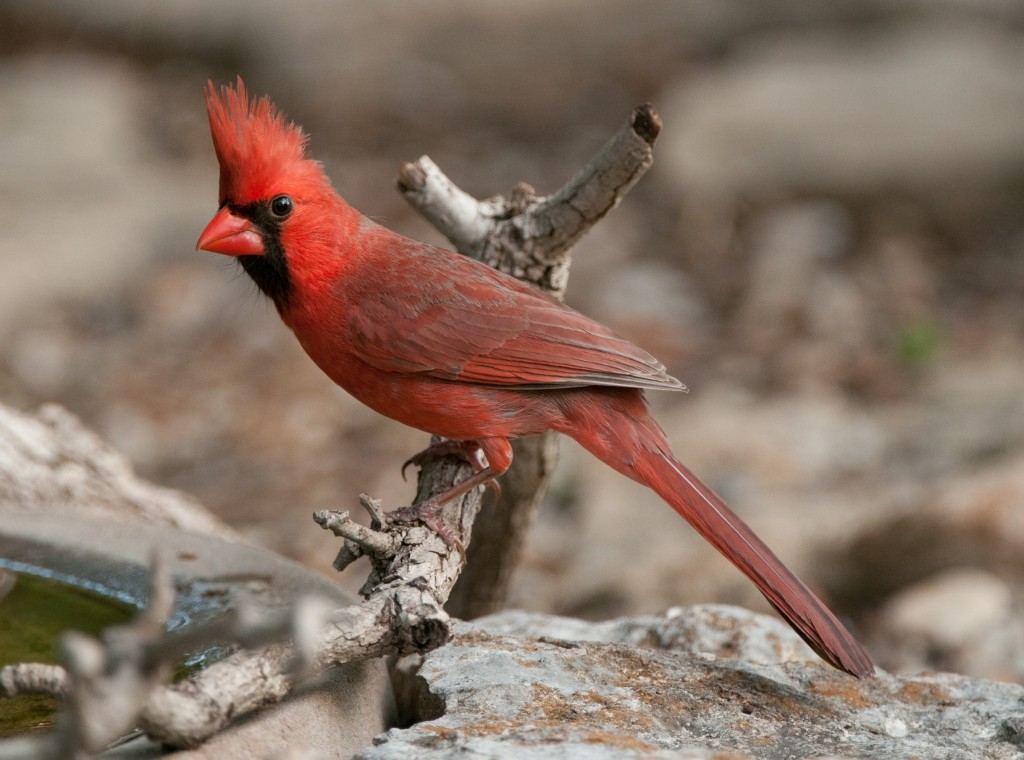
[388,467,498,554]
[402,439,501,498]
[389,437,513,557]
[401,439,484,476]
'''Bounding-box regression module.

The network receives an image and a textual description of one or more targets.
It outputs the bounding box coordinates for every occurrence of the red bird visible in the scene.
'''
[197,80,873,678]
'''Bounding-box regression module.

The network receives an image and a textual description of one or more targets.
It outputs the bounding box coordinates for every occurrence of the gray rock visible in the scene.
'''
[823,447,1024,626]
[876,568,1024,681]
[363,609,1024,759]
[0,402,234,539]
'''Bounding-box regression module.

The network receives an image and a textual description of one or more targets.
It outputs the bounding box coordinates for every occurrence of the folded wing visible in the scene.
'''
[346,244,684,393]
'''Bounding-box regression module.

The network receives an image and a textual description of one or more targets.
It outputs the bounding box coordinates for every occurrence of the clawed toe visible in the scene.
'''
[401,439,486,481]
[388,500,465,559]
[485,478,501,499]
[391,439,507,560]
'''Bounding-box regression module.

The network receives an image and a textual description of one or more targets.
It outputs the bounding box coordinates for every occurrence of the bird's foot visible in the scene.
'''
[401,439,484,477]
[387,498,465,559]
[401,439,501,498]
[390,438,510,560]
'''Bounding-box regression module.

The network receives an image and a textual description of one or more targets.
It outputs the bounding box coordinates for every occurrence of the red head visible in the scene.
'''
[203,78,326,207]
[197,79,349,308]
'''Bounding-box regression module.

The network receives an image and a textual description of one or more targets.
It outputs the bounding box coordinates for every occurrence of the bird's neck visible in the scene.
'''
[273,196,368,324]
[246,194,353,314]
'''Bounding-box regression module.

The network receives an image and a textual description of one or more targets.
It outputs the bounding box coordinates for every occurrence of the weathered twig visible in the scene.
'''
[0,664,69,700]
[139,450,477,747]
[399,104,661,617]
[398,104,660,300]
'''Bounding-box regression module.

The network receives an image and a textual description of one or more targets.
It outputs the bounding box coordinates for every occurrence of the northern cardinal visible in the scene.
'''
[197,80,873,678]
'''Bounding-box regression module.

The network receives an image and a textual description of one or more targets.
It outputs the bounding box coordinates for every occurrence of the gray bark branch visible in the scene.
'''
[142,453,476,748]
[398,103,661,618]
[0,664,69,700]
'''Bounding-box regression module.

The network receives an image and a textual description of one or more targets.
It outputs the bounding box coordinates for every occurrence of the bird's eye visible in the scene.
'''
[270,195,294,219]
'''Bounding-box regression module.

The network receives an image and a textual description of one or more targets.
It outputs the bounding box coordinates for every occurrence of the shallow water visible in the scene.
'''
[0,569,135,737]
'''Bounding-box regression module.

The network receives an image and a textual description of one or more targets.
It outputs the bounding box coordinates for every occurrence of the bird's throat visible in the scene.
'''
[238,247,291,309]
[230,199,292,309]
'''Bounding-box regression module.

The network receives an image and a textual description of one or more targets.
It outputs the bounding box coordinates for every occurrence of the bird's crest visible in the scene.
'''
[204,78,324,205]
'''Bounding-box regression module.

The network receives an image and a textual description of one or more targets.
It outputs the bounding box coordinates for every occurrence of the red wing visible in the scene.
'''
[345,245,684,393]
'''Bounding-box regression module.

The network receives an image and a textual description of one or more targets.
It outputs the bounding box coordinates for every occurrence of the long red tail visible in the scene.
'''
[640,444,873,676]
[560,389,874,677]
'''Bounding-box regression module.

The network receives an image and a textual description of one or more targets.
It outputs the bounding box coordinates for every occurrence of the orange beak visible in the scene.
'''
[196,207,265,256]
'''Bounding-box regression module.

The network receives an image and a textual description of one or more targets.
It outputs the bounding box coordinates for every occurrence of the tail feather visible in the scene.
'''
[643,447,874,677]
[558,388,873,677]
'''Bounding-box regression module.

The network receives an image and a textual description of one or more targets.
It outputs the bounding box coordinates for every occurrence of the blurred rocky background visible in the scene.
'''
[1,0,1022,681]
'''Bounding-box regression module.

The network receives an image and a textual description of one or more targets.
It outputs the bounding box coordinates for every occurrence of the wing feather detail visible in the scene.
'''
[344,243,685,393]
